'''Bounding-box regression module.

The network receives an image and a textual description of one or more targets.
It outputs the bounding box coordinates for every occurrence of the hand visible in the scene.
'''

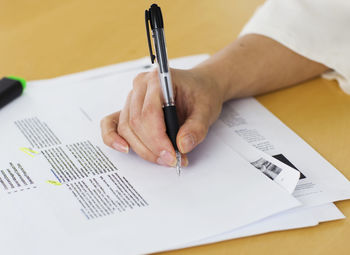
[100,68,226,167]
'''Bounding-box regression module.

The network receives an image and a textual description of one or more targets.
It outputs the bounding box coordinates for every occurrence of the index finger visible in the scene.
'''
[100,111,130,153]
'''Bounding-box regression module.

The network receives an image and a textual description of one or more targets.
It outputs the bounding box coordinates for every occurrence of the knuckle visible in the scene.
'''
[133,72,147,88]
[148,73,160,87]
[150,69,158,79]
[142,103,156,118]
[129,114,140,130]
[194,122,208,140]
[117,121,128,136]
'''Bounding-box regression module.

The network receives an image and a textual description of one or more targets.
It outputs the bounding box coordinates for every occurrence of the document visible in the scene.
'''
[185,202,344,248]
[218,98,350,206]
[212,122,300,193]
[0,84,300,255]
[27,55,349,240]
[33,57,350,208]
[181,97,350,248]
[29,54,209,86]
[1,55,348,254]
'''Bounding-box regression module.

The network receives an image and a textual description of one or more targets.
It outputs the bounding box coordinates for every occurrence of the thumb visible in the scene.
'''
[176,108,210,154]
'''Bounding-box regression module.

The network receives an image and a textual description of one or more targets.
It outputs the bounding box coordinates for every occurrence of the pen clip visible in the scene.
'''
[145,10,155,64]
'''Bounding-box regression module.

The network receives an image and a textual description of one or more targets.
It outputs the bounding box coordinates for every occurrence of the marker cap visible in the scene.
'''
[0,76,26,109]
[7,76,27,91]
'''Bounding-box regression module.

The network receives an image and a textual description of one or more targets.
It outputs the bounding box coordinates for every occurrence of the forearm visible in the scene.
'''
[192,34,329,101]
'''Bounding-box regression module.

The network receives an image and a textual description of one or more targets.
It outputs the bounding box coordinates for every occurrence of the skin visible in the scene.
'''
[100,34,329,167]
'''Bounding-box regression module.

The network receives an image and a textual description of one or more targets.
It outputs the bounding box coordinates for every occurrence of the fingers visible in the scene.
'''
[127,71,184,167]
[139,75,176,157]
[129,73,148,121]
[118,91,159,163]
[177,106,211,154]
[101,70,189,168]
[100,111,129,153]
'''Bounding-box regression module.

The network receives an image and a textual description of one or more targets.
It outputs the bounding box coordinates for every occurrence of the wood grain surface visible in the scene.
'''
[1,1,349,254]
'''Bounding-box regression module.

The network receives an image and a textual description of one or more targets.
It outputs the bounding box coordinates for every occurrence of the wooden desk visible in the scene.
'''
[1,1,349,254]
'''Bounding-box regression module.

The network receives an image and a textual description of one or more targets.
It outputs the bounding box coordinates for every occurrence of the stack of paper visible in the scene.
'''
[0,55,349,254]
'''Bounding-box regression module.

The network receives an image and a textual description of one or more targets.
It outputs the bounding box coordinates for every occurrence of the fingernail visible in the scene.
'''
[156,157,168,166]
[180,134,196,153]
[182,156,189,167]
[112,142,129,153]
[157,150,176,167]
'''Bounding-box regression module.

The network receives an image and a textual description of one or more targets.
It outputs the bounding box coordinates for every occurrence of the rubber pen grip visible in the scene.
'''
[163,105,179,151]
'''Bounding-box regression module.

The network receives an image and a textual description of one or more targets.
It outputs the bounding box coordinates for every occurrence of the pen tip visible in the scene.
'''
[175,151,181,176]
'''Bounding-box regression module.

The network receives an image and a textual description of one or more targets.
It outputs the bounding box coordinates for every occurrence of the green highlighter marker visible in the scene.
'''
[0,76,26,109]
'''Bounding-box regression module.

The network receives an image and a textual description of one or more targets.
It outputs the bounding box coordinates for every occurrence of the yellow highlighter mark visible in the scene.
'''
[19,147,39,158]
[46,180,62,186]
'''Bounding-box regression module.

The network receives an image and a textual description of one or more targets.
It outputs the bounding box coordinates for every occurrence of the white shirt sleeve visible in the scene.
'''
[240,0,350,94]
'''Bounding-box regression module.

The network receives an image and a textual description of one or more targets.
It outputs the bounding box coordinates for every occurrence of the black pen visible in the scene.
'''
[145,4,181,175]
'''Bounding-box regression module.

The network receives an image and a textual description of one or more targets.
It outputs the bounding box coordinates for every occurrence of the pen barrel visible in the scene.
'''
[153,28,175,105]
[150,22,179,150]
[158,71,175,106]
[163,105,179,151]
[153,28,169,73]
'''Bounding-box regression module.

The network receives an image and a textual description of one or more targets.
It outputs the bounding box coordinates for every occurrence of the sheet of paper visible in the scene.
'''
[0,83,300,254]
[183,202,344,249]
[28,57,151,85]
[2,55,348,253]
[30,54,350,204]
[28,54,209,86]
[219,98,350,206]
[34,59,350,208]
[23,55,348,246]
[212,121,300,193]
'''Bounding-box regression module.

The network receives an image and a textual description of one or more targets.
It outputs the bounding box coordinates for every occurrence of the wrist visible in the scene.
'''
[190,63,239,102]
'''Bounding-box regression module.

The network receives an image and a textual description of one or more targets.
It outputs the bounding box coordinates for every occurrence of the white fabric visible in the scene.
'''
[240,0,350,94]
